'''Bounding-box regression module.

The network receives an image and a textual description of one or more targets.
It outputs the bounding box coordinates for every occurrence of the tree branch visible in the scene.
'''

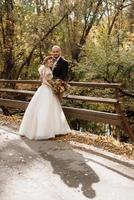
[108,0,128,35]
[80,0,103,45]
[16,13,68,79]
[120,89,134,98]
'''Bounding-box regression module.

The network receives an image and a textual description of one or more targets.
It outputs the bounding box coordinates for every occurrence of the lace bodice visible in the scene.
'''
[38,65,53,84]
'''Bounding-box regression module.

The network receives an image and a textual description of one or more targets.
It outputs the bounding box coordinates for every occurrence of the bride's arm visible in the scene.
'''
[38,65,45,82]
[42,69,53,87]
[38,65,53,87]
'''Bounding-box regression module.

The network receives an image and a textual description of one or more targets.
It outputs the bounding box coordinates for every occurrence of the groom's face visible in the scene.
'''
[52,47,61,59]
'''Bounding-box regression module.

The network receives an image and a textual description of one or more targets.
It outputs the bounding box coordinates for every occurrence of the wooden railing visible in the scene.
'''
[0,79,134,142]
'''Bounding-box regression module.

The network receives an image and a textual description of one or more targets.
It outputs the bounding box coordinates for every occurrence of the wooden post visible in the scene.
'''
[114,88,134,142]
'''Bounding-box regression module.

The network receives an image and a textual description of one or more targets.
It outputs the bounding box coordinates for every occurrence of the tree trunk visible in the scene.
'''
[129,0,134,33]
[2,0,14,79]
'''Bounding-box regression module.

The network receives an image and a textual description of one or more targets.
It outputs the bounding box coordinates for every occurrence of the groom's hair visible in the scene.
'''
[52,45,61,51]
[43,55,53,64]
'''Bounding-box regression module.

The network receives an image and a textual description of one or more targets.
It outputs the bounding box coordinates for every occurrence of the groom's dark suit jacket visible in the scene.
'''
[52,57,69,81]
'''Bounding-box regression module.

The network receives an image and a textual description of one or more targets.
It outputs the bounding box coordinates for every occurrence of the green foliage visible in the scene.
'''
[84,27,134,90]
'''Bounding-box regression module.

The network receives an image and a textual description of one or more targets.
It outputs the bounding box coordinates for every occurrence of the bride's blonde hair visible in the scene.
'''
[43,55,53,64]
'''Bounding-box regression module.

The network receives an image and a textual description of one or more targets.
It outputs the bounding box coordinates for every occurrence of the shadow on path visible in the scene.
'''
[23,138,100,199]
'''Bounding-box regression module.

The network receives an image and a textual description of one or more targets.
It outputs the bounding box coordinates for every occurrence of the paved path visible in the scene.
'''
[0,126,134,200]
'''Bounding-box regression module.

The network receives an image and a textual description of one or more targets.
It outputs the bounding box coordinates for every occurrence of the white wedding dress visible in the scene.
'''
[19,65,71,140]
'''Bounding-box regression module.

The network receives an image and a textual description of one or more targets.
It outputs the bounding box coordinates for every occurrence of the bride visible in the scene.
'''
[19,55,71,140]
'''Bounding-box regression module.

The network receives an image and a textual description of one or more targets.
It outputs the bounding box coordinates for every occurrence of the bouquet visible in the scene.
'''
[48,79,70,101]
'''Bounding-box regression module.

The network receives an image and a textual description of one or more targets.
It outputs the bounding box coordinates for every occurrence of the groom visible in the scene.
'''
[51,45,69,81]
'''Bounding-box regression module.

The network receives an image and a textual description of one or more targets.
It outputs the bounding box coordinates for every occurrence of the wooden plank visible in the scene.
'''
[0,98,28,109]
[63,106,121,125]
[0,79,122,88]
[70,82,122,88]
[0,88,35,95]
[0,79,41,84]
[0,98,121,126]
[0,89,118,104]
[63,95,118,104]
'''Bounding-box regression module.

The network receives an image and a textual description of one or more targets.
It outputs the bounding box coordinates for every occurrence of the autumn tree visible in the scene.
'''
[0,0,14,79]
[0,0,70,79]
